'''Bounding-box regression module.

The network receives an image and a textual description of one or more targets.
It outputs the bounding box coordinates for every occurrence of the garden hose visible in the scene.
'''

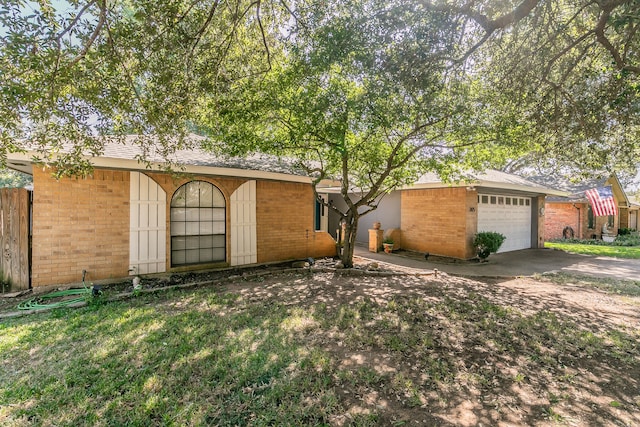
[17,270,94,311]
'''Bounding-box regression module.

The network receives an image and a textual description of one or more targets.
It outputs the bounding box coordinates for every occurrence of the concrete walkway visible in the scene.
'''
[354,245,640,281]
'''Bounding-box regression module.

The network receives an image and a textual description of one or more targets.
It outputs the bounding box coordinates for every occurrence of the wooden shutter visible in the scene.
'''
[130,172,166,274]
[230,181,257,266]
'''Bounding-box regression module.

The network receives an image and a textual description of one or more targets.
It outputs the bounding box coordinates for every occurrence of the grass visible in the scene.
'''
[545,241,640,258]
[1,272,639,426]
[538,272,640,297]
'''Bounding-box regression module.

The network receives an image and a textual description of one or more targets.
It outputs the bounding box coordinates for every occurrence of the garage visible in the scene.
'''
[477,194,532,252]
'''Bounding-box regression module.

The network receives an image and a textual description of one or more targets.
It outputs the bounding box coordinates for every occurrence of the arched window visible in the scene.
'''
[170,181,226,266]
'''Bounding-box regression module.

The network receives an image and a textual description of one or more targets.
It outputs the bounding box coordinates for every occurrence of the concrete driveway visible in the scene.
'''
[354,246,640,281]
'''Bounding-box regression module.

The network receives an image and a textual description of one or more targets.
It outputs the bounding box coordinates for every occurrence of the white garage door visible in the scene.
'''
[477,194,531,253]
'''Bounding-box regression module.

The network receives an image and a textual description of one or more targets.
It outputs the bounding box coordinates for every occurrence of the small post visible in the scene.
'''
[369,228,384,252]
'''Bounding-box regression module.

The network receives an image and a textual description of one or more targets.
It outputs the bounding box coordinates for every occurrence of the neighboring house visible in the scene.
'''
[527,174,638,240]
[3,139,337,290]
[327,170,566,259]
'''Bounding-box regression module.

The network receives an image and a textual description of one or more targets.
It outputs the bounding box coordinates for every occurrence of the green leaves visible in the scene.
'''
[0,0,291,171]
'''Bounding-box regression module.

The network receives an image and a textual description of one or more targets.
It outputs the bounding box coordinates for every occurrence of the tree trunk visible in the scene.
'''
[340,213,359,268]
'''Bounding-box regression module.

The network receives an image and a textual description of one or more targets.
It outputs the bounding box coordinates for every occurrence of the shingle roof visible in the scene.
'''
[413,169,563,194]
[527,175,609,199]
[98,136,307,176]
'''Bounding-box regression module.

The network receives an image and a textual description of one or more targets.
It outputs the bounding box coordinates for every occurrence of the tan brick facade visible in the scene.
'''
[534,196,546,248]
[31,169,335,288]
[400,187,477,259]
[31,168,130,287]
[255,180,336,263]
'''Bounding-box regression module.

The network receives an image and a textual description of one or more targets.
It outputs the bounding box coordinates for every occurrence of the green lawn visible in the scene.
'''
[1,271,638,426]
[545,241,640,259]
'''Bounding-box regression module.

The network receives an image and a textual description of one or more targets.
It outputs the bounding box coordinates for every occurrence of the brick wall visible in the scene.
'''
[619,208,629,230]
[544,202,581,240]
[544,201,623,240]
[153,175,335,265]
[256,180,335,262]
[32,170,334,287]
[401,187,476,259]
[32,168,130,287]
[534,196,546,248]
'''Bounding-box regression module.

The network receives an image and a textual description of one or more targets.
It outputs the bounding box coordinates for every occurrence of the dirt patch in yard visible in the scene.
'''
[222,264,640,426]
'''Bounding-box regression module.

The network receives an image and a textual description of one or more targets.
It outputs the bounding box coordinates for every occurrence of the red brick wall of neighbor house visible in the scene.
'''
[544,201,623,240]
[401,187,476,259]
[255,180,336,262]
[544,203,581,240]
[31,168,131,287]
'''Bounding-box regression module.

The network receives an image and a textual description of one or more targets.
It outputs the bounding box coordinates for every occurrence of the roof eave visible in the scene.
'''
[403,180,569,197]
[6,151,318,184]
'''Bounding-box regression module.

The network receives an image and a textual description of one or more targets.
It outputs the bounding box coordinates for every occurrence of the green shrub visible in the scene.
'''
[618,228,632,236]
[615,234,640,247]
[473,231,506,260]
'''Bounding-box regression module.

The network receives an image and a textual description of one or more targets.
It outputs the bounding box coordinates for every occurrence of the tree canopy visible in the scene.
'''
[1,0,287,172]
[2,1,638,172]
[203,0,538,263]
[0,167,32,188]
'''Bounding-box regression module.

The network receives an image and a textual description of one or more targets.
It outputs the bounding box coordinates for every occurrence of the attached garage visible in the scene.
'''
[392,170,567,260]
[477,194,532,252]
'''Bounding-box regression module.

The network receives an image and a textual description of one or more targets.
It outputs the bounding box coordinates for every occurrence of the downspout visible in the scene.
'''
[573,204,581,238]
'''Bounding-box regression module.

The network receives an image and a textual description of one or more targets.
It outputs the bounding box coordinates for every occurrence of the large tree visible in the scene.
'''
[445,0,640,178]
[204,0,534,265]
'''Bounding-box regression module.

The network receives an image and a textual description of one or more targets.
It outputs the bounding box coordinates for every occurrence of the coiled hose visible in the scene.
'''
[17,270,93,311]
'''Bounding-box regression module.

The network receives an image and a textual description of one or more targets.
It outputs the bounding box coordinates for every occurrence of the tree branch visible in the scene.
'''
[66,1,107,67]
[54,0,98,42]
[594,6,640,74]
[189,0,220,57]
[255,0,272,71]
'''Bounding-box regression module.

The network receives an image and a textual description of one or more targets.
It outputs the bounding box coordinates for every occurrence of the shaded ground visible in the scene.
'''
[1,259,639,426]
[227,268,640,426]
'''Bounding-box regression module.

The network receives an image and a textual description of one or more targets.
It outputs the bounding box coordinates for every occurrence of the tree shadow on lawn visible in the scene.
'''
[1,270,638,426]
[230,271,640,426]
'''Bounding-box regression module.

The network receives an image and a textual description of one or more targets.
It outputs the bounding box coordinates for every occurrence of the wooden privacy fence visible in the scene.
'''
[0,188,30,292]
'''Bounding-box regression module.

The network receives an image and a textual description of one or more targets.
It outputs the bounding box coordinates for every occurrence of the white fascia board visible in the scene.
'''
[404,181,569,197]
[5,152,34,174]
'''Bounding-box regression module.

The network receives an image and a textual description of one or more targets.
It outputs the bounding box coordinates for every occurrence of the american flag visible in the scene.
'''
[585,186,618,217]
